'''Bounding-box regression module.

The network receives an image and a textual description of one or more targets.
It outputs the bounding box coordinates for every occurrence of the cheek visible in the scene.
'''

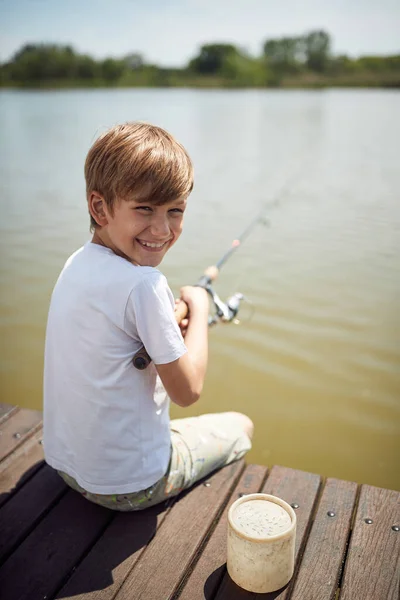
[109,218,133,243]
[173,218,184,235]
[117,215,137,232]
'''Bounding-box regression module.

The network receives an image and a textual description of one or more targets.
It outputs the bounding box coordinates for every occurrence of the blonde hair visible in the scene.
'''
[85,122,194,230]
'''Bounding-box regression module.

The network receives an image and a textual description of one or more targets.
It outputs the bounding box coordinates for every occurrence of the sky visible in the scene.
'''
[0,0,399,66]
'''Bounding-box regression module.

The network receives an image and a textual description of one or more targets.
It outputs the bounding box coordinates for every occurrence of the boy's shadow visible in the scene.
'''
[58,499,164,598]
[1,461,166,598]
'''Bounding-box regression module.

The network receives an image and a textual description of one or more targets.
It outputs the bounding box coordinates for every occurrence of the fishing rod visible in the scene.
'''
[133,208,268,370]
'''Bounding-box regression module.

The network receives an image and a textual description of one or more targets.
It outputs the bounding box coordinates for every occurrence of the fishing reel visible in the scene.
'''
[204,284,245,327]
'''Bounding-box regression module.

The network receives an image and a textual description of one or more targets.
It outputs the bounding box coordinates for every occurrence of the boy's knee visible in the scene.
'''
[228,411,254,439]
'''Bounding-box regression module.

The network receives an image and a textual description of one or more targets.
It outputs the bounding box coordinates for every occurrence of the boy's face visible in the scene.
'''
[91,192,187,267]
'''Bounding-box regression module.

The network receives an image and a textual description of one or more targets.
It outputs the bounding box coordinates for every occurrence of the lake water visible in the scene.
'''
[0,88,399,490]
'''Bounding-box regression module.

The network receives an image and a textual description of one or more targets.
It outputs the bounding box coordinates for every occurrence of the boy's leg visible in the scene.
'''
[164,411,253,494]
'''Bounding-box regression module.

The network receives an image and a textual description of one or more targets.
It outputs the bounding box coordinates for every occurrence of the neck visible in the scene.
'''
[91,229,108,248]
[90,230,139,266]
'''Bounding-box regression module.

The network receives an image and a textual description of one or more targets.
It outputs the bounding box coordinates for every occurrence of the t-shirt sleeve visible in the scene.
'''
[125,271,187,364]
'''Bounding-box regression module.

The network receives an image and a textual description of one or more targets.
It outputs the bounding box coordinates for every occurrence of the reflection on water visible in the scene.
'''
[0,88,399,490]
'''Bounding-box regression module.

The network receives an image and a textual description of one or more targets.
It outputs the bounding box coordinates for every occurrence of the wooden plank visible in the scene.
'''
[178,464,268,600]
[0,408,42,463]
[214,464,322,600]
[0,429,45,507]
[114,459,246,600]
[0,403,19,423]
[0,464,67,564]
[290,478,358,600]
[55,498,174,600]
[340,484,400,600]
[0,489,113,600]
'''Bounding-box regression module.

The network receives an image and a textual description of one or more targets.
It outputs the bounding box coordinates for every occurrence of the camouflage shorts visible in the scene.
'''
[58,412,252,511]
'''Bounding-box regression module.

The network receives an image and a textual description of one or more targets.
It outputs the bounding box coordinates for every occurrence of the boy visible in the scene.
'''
[43,122,253,511]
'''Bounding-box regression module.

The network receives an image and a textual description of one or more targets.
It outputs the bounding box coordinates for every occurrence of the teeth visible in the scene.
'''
[139,240,166,248]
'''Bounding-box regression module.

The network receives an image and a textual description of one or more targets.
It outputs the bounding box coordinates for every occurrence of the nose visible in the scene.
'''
[150,213,170,238]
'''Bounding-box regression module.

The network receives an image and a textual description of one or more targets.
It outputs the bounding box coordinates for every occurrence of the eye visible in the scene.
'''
[135,206,152,212]
[169,208,184,214]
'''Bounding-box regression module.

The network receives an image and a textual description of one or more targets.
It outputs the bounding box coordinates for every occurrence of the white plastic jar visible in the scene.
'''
[227,493,296,593]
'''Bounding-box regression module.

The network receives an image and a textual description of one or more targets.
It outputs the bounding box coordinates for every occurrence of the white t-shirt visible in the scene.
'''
[43,242,187,494]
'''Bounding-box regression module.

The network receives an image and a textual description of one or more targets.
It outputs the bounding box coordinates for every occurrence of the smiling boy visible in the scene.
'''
[43,122,253,511]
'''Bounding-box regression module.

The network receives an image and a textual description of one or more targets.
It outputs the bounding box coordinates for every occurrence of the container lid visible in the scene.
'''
[230,495,294,540]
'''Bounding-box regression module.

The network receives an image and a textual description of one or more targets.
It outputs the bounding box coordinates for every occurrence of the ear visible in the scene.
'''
[88,192,109,227]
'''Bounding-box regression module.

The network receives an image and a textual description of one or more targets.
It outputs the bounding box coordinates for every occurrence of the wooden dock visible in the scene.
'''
[0,403,399,600]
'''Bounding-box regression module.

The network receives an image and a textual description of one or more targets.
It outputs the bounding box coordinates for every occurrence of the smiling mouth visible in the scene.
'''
[136,239,170,251]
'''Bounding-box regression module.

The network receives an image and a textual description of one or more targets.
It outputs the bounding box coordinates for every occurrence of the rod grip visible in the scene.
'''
[132,299,189,370]
[174,299,189,322]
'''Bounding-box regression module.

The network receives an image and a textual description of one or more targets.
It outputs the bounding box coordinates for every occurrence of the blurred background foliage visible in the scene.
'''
[1,30,399,88]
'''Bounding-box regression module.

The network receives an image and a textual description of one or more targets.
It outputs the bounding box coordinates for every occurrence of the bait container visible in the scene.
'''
[227,493,296,593]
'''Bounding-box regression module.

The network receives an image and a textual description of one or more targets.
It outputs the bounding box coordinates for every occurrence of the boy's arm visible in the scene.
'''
[155,286,209,408]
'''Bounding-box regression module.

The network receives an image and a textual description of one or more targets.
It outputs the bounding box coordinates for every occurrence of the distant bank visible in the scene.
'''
[1,32,399,89]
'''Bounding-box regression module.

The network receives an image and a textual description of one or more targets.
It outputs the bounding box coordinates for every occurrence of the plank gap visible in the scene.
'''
[0,405,19,426]
[335,483,361,594]
[0,417,43,464]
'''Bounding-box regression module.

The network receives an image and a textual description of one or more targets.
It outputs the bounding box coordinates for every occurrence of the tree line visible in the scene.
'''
[1,30,399,88]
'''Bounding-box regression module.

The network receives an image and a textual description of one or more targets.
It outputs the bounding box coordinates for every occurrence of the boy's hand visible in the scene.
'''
[174,286,209,337]
[179,285,209,312]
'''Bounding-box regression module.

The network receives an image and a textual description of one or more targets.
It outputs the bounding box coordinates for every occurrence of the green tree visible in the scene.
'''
[305,30,331,72]
[76,55,100,80]
[101,58,126,82]
[7,44,77,82]
[263,36,305,73]
[189,44,239,75]
[124,53,144,70]
[221,53,270,86]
